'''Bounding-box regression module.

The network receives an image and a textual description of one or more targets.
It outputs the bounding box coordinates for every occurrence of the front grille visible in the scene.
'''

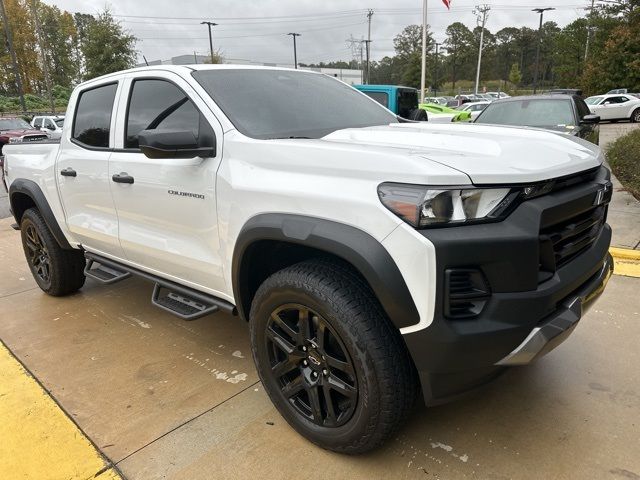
[444,269,490,319]
[21,134,48,142]
[539,205,606,278]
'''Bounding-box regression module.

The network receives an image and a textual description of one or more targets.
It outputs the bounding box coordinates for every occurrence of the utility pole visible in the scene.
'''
[532,8,554,94]
[434,42,441,97]
[31,0,55,113]
[584,0,596,61]
[288,33,301,69]
[363,40,372,83]
[420,0,428,103]
[201,21,218,64]
[366,9,374,84]
[0,0,26,113]
[473,4,490,96]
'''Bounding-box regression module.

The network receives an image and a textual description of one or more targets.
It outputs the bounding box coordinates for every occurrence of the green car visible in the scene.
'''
[419,103,472,122]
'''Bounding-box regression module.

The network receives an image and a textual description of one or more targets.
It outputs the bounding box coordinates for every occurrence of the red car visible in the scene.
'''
[0,117,49,156]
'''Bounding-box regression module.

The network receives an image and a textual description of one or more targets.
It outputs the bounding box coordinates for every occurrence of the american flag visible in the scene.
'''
[442,0,451,9]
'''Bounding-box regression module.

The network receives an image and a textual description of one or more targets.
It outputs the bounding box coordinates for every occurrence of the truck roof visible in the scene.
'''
[77,64,323,89]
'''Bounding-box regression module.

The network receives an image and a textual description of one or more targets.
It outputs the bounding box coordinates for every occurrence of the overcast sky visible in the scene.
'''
[45,0,590,66]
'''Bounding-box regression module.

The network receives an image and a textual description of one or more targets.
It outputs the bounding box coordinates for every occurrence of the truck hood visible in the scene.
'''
[323,122,603,184]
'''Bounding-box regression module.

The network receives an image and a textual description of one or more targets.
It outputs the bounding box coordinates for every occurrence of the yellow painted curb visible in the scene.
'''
[0,342,122,480]
[610,247,640,278]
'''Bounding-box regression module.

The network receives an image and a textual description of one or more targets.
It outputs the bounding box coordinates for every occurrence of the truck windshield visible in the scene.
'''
[192,69,398,139]
[0,118,32,131]
[476,99,575,128]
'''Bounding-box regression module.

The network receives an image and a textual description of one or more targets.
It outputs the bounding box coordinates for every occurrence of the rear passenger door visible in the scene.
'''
[109,73,226,295]
[57,81,125,258]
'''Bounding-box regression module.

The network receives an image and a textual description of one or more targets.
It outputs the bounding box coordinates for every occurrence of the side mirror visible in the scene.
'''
[581,114,601,124]
[138,130,216,159]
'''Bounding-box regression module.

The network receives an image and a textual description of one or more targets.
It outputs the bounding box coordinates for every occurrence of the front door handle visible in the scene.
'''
[112,172,134,184]
[60,167,77,177]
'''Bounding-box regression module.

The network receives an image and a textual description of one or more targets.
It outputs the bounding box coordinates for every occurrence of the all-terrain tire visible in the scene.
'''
[250,258,417,454]
[20,208,86,296]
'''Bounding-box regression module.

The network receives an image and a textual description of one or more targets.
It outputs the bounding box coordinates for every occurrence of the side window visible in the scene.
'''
[575,99,591,119]
[72,83,118,148]
[44,119,56,129]
[33,117,42,128]
[125,79,204,149]
[362,91,389,109]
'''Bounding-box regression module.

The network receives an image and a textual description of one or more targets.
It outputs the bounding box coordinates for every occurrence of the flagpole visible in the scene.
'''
[420,0,428,104]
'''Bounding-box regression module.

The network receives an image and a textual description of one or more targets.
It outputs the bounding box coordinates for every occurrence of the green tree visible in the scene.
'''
[80,9,136,80]
[392,24,434,89]
[444,22,474,90]
[37,2,78,88]
[508,63,522,86]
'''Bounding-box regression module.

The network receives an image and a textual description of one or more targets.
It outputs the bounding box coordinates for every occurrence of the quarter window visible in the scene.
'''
[72,83,118,148]
[125,79,204,149]
[33,118,43,128]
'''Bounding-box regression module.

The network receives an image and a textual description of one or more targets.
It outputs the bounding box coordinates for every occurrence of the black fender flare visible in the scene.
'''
[232,213,420,329]
[9,179,73,250]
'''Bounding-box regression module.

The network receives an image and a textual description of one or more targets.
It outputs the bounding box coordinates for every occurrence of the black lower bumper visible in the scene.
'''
[404,168,614,405]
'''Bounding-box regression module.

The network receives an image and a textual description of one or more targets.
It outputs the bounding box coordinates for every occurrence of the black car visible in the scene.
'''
[475,94,600,145]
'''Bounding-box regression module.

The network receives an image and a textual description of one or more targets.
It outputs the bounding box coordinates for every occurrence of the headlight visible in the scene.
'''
[8,137,22,144]
[378,183,518,228]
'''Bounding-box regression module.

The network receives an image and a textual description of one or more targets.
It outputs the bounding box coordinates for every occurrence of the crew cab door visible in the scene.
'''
[109,73,226,295]
[57,81,125,258]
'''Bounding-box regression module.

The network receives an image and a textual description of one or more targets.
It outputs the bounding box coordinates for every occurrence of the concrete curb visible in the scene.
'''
[610,247,640,278]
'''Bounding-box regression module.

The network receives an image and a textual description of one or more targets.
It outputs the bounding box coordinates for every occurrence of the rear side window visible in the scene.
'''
[361,91,389,109]
[125,79,202,149]
[33,117,42,128]
[72,83,118,148]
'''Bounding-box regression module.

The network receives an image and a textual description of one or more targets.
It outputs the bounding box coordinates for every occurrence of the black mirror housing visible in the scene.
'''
[581,114,600,125]
[138,129,216,159]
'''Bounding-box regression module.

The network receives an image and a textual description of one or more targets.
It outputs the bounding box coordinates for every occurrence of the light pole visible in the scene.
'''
[434,42,441,97]
[288,33,301,69]
[473,4,491,96]
[532,7,554,94]
[201,21,218,64]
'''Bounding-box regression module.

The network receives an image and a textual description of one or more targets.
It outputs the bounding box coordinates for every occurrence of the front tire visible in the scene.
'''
[20,208,86,296]
[249,259,416,454]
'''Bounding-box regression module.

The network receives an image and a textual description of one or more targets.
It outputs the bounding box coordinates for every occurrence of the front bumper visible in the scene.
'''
[403,167,613,405]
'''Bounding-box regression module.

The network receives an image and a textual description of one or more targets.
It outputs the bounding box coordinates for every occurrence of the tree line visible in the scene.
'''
[0,0,136,111]
[304,0,639,96]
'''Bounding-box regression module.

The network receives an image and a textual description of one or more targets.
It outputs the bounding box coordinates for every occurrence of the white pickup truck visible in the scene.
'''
[2,65,614,453]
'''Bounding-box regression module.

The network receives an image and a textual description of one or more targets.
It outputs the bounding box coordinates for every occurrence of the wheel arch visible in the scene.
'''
[9,179,73,250]
[232,214,419,330]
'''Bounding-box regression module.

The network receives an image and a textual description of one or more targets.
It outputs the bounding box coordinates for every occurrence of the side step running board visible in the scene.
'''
[84,252,236,320]
[85,259,132,284]
[152,284,219,320]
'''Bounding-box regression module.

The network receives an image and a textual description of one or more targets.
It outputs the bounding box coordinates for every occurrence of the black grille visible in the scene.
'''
[22,134,48,142]
[444,269,490,319]
[539,205,606,277]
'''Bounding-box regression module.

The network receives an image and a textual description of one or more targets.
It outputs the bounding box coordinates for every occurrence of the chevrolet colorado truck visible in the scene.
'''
[2,65,614,454]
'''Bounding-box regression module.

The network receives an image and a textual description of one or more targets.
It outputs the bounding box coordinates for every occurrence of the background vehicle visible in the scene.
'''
[31,115,65,139]
[549,88,583,96]
[475,94,601,144]
[419,103,471,122]
[585,94,640,122]
[354,84,427,120]
[487,91,510,99]
[423,96,450,105]
[457,100,491,121]
[0,117,49,156]
[3,65,613,454]
[607,88,629,94]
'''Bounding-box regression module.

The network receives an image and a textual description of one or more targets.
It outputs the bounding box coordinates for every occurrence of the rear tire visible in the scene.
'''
[631,108,640,123]
[249,258,417,454]
[20,208,86,296]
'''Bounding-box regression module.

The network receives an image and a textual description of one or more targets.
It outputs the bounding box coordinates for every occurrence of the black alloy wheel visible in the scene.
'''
[266,304,358,427]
